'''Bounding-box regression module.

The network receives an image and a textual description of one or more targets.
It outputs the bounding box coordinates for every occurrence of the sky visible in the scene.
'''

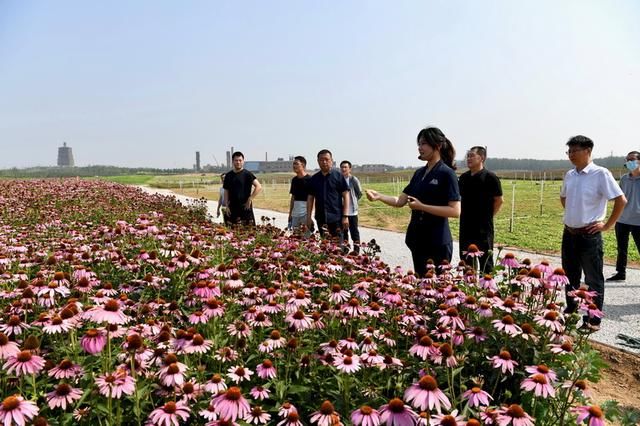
[1,1,639,169]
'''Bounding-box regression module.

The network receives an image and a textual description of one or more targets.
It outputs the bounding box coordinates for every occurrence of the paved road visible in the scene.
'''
[142,187,640,354]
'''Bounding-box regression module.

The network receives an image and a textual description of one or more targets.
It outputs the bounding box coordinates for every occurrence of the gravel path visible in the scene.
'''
[142,187,640,353]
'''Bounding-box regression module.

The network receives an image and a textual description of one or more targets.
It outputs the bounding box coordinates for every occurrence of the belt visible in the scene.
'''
[564,225,594,235]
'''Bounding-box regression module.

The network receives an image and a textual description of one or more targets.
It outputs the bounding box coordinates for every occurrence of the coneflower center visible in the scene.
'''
[418,375,438,391]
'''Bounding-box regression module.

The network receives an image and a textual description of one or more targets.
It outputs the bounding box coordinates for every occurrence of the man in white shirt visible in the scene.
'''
[560,135,626,332]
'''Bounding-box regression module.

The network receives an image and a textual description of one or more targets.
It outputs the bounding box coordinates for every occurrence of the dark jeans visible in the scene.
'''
[410,243,453,278]
[317,220,344,244]
[459,238,494,274]
[614,222,640,275]
[343,215,360,253]
[228,206,256,226]
[561,229,604,325]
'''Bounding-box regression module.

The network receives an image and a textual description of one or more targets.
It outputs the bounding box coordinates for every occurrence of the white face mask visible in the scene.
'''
[624,160,638,171]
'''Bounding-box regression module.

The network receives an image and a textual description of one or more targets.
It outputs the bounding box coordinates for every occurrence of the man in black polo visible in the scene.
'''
[306,149,349,240]
[458,146,503,273]
[223,151,262,226]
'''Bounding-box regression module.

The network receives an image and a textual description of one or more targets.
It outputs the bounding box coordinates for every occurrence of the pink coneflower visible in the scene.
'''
[42,315,73,335]
[533,310,564,332]
[184,334,213,354]
[463,244,484,258]
[249,386,270,401]
[80,328,107,354]
[520,374,555,398]
[46,383,83,410]
[310,400,342,426]
[379,398,419,425]
[492,315,522,337]
[188,310,209,325]
[266,330,286,350]
[277,411,304,426]
[438,307,466,330]
[95,370,136,399]
[549,340,574,355]
[204,374,227,394]
[488,350,518,375]
[334,354,361,374]
[572,405,605,426]
[285,310,313,331]
[500,253,520,268]
[48,359,84,380]
[582,303,604,320]
[378,355,403,370]
[404,375,451,413]
[86,299,130,325]
[248,312,273,328]
[0,333,20,360]
[429,410,466,426]
[178,381,204,402]
[147,400,191,426]
[256,359,277,379]
[227,365,254,383]
[244,406,271,425]
[548,268,569,286]
[3,350,45,377]
[524,365,557,382]
[467,326,488,344]
[227,321,252,339]
[0,315,29,336]
[0,395,39,426]
[462,387,493,408]
[159,362,188,387]
[214,347,239,363]
[351,405,380,426]
[278,402,298,418]
[212,387,250,422]
[203,298,226,318]
[478,274,498,291]
[496,404,534,426]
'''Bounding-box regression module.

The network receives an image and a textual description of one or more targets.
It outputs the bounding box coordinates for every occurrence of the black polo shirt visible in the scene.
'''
[459,168,502,237]
[223,169,256,209]
[308,169,349,224]
[403,161,461,247]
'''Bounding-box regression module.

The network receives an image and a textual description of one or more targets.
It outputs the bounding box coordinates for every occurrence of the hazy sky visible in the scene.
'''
[1,1,639,169]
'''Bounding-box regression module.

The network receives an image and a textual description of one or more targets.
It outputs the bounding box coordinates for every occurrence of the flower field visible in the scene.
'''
[0,179,633,425]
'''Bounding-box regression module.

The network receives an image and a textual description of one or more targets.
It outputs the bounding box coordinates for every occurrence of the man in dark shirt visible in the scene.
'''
[223,151,262,226]
[458,146,503,273]
[306,149,349,240]
[288,156,312,232]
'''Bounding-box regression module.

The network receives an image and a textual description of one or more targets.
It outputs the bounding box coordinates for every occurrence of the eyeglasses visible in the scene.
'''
[565,148,586,155]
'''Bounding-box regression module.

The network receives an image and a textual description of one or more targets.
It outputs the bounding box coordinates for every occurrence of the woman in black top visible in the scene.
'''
[366,127,461,277]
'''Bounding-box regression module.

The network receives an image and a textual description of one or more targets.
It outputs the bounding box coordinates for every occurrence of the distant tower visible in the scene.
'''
[57,142,75,167]
[195,151,201,172]
[226,151,231,168]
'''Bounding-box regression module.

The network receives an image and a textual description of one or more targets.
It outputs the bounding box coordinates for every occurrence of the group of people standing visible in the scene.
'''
[217,126,637,332]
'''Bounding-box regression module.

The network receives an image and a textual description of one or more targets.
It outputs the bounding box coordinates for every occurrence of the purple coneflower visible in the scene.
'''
[46,383,83,410]
[48,359,84,380]
[86,299,130,325]
[80,328,107,354]
[0,395,39,426]
[351,405,380,426]
[500,253,520,268]
[277,411,304,426]
[488,350,518,375]
[310,400,342,426]
[379,398,419,425]
[159,362,187,387]
[404,375,451,413]
[334,354,361,374]
[244,406,271,425]
[496,404,535,426]
[256,359,277,379]
[4,350,45,377]
[429,410,466,426]
[572,405,605,426]
[462,387,493,408]
[524,365,556,382]
[491,315,522,337]
[520,374,555,398]
[184,334,213,354]
[285,310,313,331]
[147,400,191,426]
[204,374,227,394]
[0,333,20,360]
[212,387,250,422]
[95,370,136,399]
[250,386,270,401]
[227,365,253,383]
[0,315,29,336]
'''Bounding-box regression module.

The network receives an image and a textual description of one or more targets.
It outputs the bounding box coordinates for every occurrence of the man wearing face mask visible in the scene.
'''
[608,151,640,281]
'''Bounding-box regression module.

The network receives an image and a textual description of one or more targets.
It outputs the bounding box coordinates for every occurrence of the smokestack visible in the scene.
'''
[226,151,231,168]
[265,152,268,161]
[195,151,201,172]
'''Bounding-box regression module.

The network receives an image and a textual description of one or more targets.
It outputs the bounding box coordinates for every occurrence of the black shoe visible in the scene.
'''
[606,273,626,281]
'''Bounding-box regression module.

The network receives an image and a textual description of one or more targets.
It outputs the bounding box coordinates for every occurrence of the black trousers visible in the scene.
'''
[459,238,494,274]
[614,222,640,275]
[409,243,453,278]
[343,215,360,252]
[561,229,604,326]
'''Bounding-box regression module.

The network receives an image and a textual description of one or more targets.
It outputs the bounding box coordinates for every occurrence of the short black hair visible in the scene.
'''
[566,135,593,150]
[468,146,487,160]
[340,160,352,168]
[294,156,307,166]
[317,149,332,158]
[627,151,640,160]
[232,151,244,159]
